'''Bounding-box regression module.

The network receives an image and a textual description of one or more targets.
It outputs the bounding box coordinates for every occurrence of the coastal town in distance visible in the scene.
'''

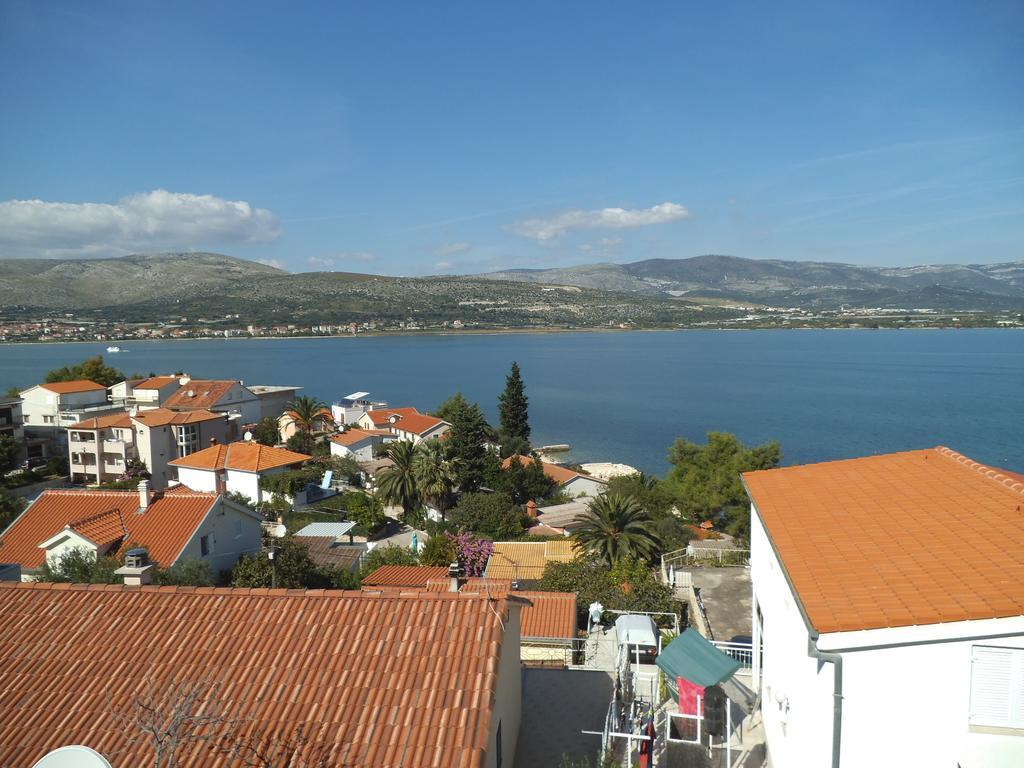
[2,2,1023,767]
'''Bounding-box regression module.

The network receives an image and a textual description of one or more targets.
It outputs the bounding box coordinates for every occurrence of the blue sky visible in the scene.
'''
[1,1,1021,274]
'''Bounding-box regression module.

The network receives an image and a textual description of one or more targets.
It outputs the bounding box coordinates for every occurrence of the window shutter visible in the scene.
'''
[970,645,1024,728]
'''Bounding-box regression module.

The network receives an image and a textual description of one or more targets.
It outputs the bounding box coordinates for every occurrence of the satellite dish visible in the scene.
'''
[271,523,287,539]
[33,746,113,768]
[243,430,253,441]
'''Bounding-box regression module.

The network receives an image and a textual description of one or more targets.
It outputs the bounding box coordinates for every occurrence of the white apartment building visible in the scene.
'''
[169,441,311,504]
[744,447,1024,768]
[19,380,116,441]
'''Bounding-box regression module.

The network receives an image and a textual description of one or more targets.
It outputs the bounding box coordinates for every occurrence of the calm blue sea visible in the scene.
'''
[1,329,1021,473]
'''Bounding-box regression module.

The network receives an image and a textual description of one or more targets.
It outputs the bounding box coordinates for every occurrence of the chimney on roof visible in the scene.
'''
[448,561,464,593]
[138,480,151,511]
[526,500,538,518]
[115,547,154,586]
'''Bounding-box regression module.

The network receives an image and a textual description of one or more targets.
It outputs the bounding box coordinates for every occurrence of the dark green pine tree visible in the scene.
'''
[445,397,492,493]
[498,361,530,445]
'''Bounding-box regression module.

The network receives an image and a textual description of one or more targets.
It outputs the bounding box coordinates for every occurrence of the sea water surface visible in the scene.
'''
[1,329,1021,473]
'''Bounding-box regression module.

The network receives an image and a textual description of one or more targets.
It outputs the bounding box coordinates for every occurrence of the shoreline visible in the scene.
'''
[0,323,1019,347]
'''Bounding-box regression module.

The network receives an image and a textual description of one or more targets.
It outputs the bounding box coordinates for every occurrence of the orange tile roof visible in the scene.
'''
[168,441,310,472]
[68,508,129,550]
[362,565,450,587]
[72,412,133,430]
[0,489,218,570]
[133,375,180,390]
[501,455,601,487]
[743,447,1024,634]
[164,380,241,409]
[38,379,106,394]
[388,412,448,436]
[424,579,578,640]
[330,427,391,446]
[486,540,580,581]
[0,583,517,768]
[365,407,421,426]
[132,407,224,427]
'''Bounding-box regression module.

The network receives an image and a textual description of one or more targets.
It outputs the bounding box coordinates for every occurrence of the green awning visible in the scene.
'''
[655,629,741,687]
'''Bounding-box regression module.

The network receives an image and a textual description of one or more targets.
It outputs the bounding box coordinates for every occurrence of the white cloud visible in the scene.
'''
[256,258,288,271]
[433,241,472,256]
[434,261,453,270]
[0,189,280,258]
[509,202,690,241]
[305,252,377,270]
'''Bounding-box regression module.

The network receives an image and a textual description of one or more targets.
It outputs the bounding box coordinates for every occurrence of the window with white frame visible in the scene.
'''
[970,645,1024,729]
[176,424,199,457]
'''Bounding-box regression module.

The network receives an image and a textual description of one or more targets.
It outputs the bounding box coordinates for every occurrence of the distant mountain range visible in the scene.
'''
[480,254,1024,310]
[0,253,1020,326]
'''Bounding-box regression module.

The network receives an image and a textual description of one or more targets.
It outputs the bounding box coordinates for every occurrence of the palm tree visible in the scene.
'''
[375,441,420,522]
[413,440,458,518]
[286,395,328,435]
[572,493,661,566]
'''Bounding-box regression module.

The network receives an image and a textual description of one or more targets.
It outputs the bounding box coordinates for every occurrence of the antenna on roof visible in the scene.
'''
[33,745,113,768]
[243,430,253,441]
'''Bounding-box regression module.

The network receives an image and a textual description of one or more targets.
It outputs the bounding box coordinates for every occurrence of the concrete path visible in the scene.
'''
[689,567,752,642]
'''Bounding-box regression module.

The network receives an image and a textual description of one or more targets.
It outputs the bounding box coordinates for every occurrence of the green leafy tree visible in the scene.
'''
[537,555,679,628]
[413,440,458,516]
[419,533,457,567]
[663,431,780,540]
[448,492,528,540]
[492,455,555,504]
[359,545,419,579]
[444,397,493,492]
[229,536,344,588]
[572,494,661,565]
[285,395,329,435]
[0,434,19,474]
[375,441,420,521]
[252,416,281,446]
[434,392,471,423]
[44,355,125,387]
[285,431,314,455]
[498,361,530,444]
[339,491,386,531]
[604,473,674,518]
[154,558,215,586]
[0,490,26,534]
[37,549,122,583]
[5,387,20,398]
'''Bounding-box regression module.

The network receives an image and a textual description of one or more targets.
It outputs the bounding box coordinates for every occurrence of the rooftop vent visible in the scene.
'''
[448,561,464,593]
[124,547,149,569]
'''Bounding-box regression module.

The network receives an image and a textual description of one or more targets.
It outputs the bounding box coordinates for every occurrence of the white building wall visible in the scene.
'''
[752,504,1024,768]
[330,440,374,462]
[41,530,99,568]
[225,469,262,503]
[175,466,218,493]
[485,603,522,768]
[174,502,263,575]
[562,475,606,499]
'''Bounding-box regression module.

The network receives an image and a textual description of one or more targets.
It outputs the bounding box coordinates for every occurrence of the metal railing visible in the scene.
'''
[711,640,753,674]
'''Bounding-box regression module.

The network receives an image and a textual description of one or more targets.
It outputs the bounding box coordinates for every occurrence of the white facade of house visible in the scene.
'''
[132,418,228,489]
[751,506,1024,768]
[19,385,112,435]
[173,464,293,504]
[392,423,449,444]
[173,499,264,575]
[38,527,102,569]
[560,474,606,499]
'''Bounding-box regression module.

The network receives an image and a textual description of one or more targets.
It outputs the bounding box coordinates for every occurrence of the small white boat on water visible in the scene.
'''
[106,346,122,353]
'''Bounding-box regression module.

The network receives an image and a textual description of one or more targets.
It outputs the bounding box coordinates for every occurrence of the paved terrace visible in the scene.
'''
[690,567,752,642]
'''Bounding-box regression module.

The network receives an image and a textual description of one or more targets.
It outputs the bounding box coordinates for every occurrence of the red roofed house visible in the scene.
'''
[501,455,607,499]
[329,426,395,461]
[743,447,1024,768]
[0,482,263,579]
[109,375,184,408]
[277,407,334,443]
[67,412,136,485]
[357,407,450,444]
[19,380,116,443]
[169,441,311,504]
[163,378,263,427]
[0,584,524,767]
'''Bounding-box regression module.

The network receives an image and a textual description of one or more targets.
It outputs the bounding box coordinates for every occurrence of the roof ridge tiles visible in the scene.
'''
[934,445,1024,495]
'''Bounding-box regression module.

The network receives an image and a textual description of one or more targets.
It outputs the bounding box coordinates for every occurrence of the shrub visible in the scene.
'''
[359,545,418,579]
[447,492,529,540]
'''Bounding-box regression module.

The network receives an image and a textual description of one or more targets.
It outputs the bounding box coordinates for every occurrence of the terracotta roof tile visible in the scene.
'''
[133,376,180,390]
[364,407,420,426]
[38,380,106,394]
[72,413,133,430]
[743,446,1024,634]
[485,540,580,581]
[424,579,578,640]
[0,584,513,767]
[132,407,224,427]
[500,455,605,487]
[164,380,241,410]
[362,565,449,588]
[329,428,392,447]
[168,442,310,472]
[68,508,128,550]
[0,489,218,570]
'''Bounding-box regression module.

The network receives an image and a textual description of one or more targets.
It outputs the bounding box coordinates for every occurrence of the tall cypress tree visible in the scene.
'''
[446,397,492,493]
[498,361,530,443]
